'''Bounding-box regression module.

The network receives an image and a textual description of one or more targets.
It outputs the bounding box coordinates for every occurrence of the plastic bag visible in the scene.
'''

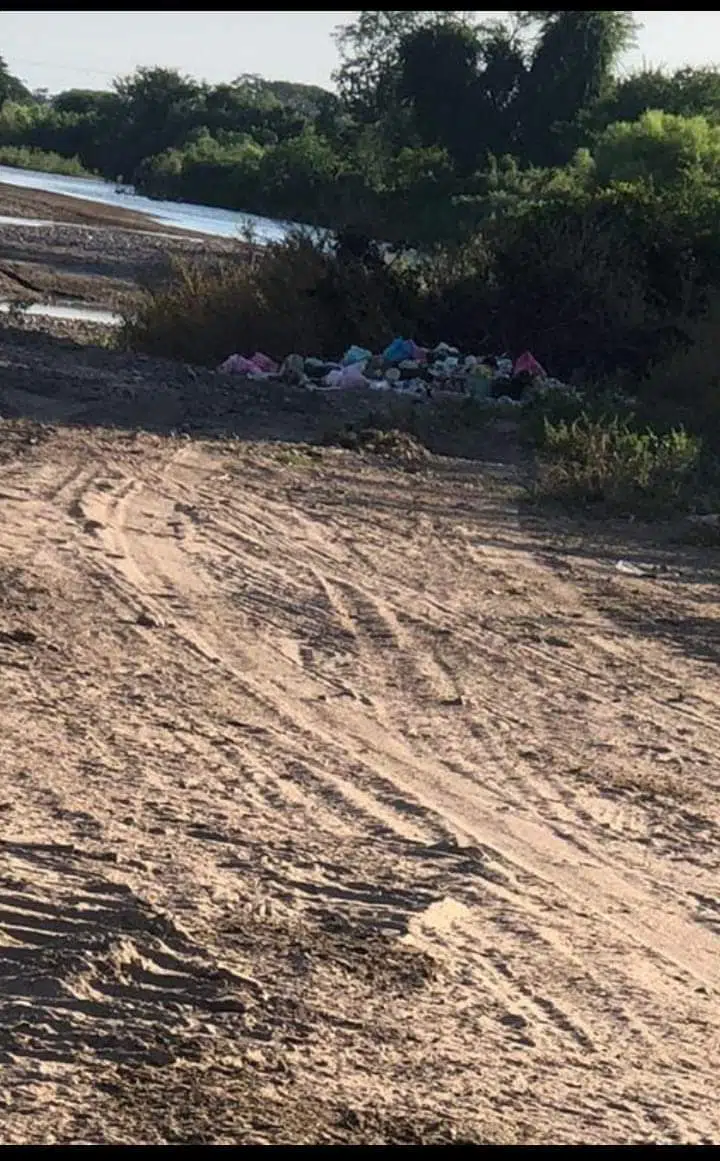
[383,337,415,364]
[218,353,255,375]
[513,350,546,379]
[250,351,278,374]
[218,352,278,376]
[342,344,372,366]
[323,363,368,389]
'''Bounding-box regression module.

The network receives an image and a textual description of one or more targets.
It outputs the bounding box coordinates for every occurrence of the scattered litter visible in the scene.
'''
[217,338,581,410]
[383,337,419,364]
[324,363,369,390]
[250,351,278,374]
[279,352,305,385]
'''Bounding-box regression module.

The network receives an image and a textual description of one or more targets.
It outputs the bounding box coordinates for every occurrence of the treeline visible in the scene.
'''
[1,11,720,241]
[5,11,720,412]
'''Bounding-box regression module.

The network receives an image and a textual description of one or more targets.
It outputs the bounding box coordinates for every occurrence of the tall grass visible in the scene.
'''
[123,231,422,365]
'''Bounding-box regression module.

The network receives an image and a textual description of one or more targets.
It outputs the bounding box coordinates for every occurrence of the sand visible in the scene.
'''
[0,323,718,1143]
[0,182,718,1144]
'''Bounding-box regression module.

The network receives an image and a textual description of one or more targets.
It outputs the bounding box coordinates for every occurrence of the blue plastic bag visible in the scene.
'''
[342,345,372,367]
[382,337,415,364]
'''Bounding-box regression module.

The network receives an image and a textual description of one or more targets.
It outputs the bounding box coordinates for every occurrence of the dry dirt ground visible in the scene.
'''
[0,333,719,1144]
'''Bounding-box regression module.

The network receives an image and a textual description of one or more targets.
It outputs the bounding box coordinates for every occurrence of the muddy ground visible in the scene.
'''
[0,200,719,1145]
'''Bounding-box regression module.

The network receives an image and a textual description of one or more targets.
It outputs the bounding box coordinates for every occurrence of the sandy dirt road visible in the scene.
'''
[0,407,719,1143]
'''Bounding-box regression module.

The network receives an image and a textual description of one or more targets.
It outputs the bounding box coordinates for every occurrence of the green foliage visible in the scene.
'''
[594,66,720,133]
[519,11,638,165]
[521,384,635,448]
[533,414,702,514]
[594,110,720,188]
[0,55,31,104]
[639,294,720,446]
[332,10,472,122]
[0,144,92,176]
[397,22,483,174]
[484,193,652,376]
[52,88,118,118]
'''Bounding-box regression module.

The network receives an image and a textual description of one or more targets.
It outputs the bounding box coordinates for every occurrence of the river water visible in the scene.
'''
[0,163,289,241]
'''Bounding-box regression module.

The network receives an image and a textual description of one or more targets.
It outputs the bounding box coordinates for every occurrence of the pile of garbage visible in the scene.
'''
[218,338,579,406]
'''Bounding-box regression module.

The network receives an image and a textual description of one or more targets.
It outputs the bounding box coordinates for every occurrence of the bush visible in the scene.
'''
[0,144,93,176]
[122,230,422,365]
[533,413,702,515]
[638,294,720,447]
[521,383,638,448]
[484,192,666,380]
[594,110,720,189]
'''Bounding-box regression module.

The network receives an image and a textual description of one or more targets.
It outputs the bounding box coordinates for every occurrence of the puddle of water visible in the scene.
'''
[0,300,121,326]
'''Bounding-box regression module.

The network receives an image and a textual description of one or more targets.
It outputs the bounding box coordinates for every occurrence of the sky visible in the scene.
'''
[2,10,720,96]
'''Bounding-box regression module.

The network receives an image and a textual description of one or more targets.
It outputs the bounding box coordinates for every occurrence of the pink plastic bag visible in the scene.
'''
[218,351,280,376]
[250,351,279,374]
[218,353,255,375]
[513,351,546,378]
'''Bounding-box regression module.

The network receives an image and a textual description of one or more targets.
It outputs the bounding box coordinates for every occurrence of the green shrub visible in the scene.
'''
[533,413,702,514]
[593,110,720,189]
[0,145,93,176]
[521,384,638,449]
[638,294,720,447]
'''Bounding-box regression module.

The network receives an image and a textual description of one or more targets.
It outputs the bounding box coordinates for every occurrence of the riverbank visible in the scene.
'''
[0,180,206,232]
[0,182,251,315]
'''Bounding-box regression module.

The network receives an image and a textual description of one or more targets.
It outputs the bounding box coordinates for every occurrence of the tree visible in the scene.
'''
[0,56,31,105]
[112,67,206,178]
[594,66,720,133]
[518,11,639,166]
[389,16,528,173]
[594,109,720,189]
[332,10,474,122]
[397,21,482,173]
[257,126,340,216]
[474,23,528,157]
[53,88,119,118]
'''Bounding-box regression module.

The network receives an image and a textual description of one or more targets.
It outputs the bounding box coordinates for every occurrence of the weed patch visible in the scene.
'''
[531,414,702,516]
